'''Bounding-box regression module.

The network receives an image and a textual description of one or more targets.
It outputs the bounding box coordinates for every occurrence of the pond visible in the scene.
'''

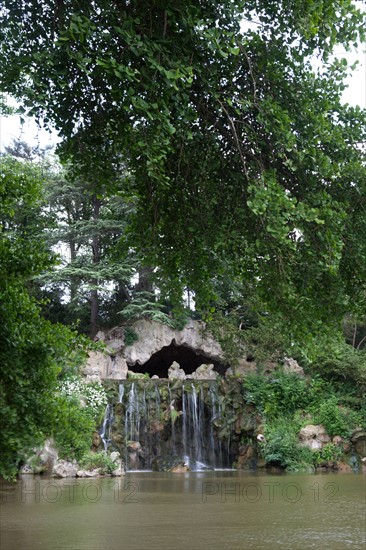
[1,471,365,550]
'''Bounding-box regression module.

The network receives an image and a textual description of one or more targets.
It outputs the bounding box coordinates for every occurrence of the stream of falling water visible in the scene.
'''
[100,380,233,471]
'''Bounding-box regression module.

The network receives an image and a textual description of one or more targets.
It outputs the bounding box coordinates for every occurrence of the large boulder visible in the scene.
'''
[282,357,305,377]
[83,351,110,381]
[189,364,218,380]
[299,425,331,450]
[53,460,78,478]
[169,462,190,473]
[236,444,255,469]
[107,355,128,379]
[38,439,59,472]
[76,468,101,477]
[110,451,126,477]
[351,429,366,458]
[122,319,224,367]
[226,359,257,377]
[127,441,144,469]
[83,351,128,381]
[21,439,58,474]
[168,361,186,380]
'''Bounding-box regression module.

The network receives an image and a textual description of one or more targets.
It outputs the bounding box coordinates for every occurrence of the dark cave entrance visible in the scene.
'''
[129,341,227,378]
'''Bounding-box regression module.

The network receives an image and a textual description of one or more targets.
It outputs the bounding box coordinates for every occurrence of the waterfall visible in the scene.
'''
[209,385,218,467]
[181,382,225,470]
[168,382,176,456]
[182,383,187,462]
[100,379,235,471]
[118,383,124,404]
[99,404,113,451]
[189,383,204,467]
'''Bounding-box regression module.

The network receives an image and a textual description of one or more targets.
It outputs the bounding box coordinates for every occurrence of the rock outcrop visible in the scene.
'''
[122,319,223,365]
[20,439,59,474]
[53,459,79,478]
[83,319,308,381]
[84,319,226,380]
[168,361,187,380]
[299,424,331,450]
[283,357,305,377]
[84,351,128,382]
[188,363,217,380]
[351,429,366,458]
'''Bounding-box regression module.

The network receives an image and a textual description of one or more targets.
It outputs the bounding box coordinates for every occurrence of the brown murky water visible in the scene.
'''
[1,471,365,549]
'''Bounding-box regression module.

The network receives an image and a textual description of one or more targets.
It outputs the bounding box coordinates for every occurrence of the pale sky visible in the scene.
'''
[0,41,365,152]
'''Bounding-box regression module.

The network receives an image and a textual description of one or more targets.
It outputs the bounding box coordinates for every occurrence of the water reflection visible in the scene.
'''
[1,472,365,550]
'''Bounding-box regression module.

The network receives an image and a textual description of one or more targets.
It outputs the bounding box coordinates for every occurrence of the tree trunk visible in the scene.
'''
[116,282,131,304]
[90,195,101,337]
[69,238,78,305]
[135,266,154,294]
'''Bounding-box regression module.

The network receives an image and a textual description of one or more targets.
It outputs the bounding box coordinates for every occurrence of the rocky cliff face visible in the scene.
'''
[83,319,305,381]
[83,319,228,381]
[98,378,263,472]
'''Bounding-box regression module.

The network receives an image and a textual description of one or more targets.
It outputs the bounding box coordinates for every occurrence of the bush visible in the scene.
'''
[313,396,364,438]
[123,326,139,346]
[313,443,344,466]
[261,419,314,471]
[59,377,107,421]
[261,420,348,471]
[307,336,366,395]
[52,396,96,460]
[53,378,108,460]
[0,285,88,480]
[244,372,311,418]
[79,451,117,474]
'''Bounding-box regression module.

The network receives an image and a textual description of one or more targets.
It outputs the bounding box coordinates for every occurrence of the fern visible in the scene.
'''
[119,292,176,327]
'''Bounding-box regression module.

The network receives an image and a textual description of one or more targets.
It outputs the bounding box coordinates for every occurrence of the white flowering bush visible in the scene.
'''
[59,377,108,420]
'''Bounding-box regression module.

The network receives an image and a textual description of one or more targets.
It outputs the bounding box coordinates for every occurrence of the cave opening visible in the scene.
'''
[129,341,227,378]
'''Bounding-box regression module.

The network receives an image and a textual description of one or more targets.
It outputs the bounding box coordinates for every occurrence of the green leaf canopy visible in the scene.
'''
[1,0,366,328]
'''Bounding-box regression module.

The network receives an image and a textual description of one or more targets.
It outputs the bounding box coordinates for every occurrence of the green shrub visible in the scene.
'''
[206,312,248,366]
[261,419,314,471]
[261,420,347,471]
[52,396,96,460]
[52,377,108,460]
[313,443,344,466]
[79,451,116,474]
[307,337,366,395]
[244,372,311,418]
[123,326,139,346]
[313,396,364,438]
[59,377,107,421]
[242,319,290,365]
[313,396,346,437]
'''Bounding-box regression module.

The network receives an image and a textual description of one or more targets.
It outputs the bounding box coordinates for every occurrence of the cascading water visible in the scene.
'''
[118,383,124,404]
[99,404,113,451]
[168,382,177,456]
[100,379,234,471]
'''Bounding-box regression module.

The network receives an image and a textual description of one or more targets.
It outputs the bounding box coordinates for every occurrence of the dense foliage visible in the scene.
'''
[54,378,107,459]
[0,156,88,479]
[1,1,365,333]
[244,364,366,470]
[1,1,366,477]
